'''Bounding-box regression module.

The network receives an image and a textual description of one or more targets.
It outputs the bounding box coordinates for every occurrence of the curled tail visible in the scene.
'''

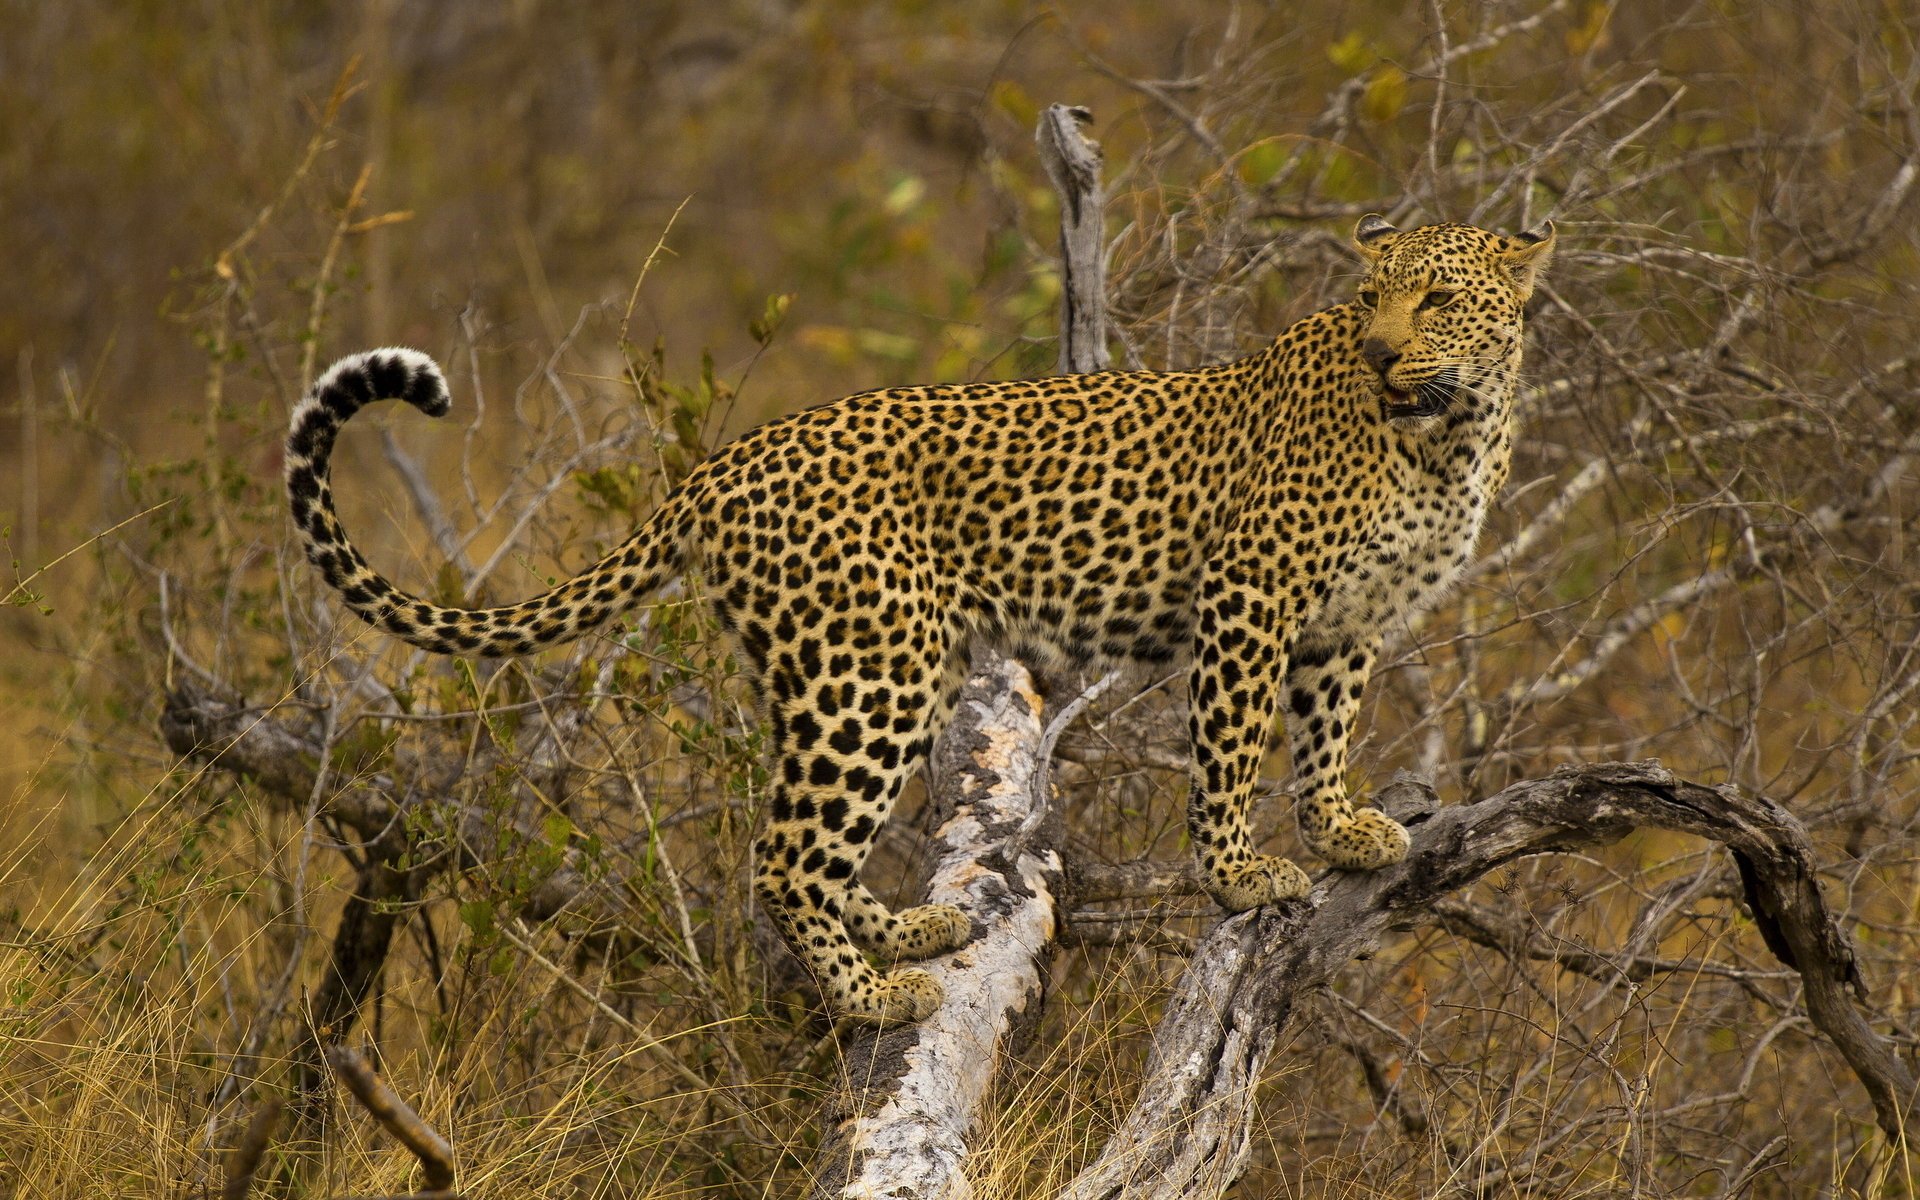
[286,348,685,656]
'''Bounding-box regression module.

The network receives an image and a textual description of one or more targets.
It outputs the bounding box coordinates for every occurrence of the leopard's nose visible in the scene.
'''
[1361,338,1401,378]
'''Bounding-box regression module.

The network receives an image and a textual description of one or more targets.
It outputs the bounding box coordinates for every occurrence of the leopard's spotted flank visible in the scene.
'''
[285,216,1556,1024]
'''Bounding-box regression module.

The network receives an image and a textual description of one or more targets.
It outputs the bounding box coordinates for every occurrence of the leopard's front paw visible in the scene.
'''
[1306,807,1411,870]
[1206,853,1312,912]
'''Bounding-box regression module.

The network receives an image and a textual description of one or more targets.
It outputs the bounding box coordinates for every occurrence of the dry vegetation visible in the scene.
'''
[2,1,1918,1196]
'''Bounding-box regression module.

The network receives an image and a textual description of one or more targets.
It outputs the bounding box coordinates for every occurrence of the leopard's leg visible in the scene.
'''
[1284,633,1409,870]
[756,772,948,1024]
[751,614,961,1024]
[841,643,972,962]
[1185,568,1311,912]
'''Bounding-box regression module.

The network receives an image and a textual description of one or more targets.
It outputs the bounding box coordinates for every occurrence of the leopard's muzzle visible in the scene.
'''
[1381,374,1458,420]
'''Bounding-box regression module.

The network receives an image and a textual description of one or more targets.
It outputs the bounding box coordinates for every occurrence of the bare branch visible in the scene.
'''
[1060,765,1915,1197]
[379,427,473,574]
[1068,857,1202,905]
[1036,104,1112,374]
[220,1098,283,1200]
[325,1045,461,1199]
[160,679,399,837]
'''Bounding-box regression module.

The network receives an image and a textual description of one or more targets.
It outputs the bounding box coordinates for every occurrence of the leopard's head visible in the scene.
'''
[1350,216,1556,420]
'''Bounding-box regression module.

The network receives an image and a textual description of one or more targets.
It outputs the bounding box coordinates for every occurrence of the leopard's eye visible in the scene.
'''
[1419,289,1456,310]
[1357,289,1380,308]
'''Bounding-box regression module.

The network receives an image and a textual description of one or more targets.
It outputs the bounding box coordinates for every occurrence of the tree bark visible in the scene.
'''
[292,856,424,1121]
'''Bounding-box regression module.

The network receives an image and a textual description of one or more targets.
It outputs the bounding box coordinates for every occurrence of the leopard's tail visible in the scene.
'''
[286,348,688,657]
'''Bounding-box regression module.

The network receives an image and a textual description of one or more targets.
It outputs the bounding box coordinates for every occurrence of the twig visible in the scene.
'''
[3,500,174,610]
[1012,669,1118,855]
[379,428,473,574]
[221,1098,283,1200]
[1712,1134,1788,1198]
[325,1045,460,1199]
[213,57,362,284]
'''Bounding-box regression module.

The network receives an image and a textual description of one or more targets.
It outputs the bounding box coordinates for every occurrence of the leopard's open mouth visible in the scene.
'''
[1381,375,1458,420]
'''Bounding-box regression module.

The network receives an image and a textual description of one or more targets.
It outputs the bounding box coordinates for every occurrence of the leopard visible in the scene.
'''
[284,215,1555,1025]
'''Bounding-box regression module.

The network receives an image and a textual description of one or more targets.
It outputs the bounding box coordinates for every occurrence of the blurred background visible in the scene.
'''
[2,1,1917,1196]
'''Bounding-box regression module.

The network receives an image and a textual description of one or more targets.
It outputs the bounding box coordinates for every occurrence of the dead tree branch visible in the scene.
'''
[158,675,622,1118]
[295,857,428,1113]
[221,1098,283,1200]
[813,651,1062,1198]
[1058,763,1915,1198]
[811,106,1117,1197]
[1037,104,1110,374]
[325,1045,462,1200]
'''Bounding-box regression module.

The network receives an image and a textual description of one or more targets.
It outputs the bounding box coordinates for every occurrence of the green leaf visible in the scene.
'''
[458,899,497,940]
[1327,31,1371,73]
[1362,66,1408,122]
[750,292,793,345]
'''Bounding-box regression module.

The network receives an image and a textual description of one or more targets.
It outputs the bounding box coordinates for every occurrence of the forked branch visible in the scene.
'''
[809,108,1114,1196]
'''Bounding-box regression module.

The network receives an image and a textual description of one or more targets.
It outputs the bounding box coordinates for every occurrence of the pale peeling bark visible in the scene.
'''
[1059,763,1915,1198]
[1036,103,1110,374]
[814,651,1062,1200]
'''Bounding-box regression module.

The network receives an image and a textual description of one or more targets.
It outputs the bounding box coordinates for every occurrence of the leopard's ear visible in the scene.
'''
[1499,220,1556,301]
[1353,214,1401,262]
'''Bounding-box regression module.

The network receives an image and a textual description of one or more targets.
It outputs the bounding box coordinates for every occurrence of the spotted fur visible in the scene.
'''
[285,217,1555,1024]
